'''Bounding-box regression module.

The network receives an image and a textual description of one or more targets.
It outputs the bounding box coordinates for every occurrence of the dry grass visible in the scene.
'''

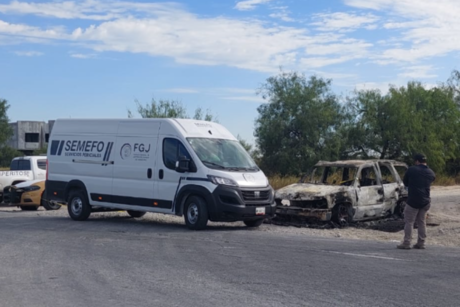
[0,167,9,171]
[268,175,299,190]
[434,174,460,186]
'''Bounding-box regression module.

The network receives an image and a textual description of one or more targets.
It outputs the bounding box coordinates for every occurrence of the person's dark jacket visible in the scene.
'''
[403,164,436,209]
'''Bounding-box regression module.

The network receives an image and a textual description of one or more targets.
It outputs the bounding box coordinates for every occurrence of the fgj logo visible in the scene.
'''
[119,142,151,161]
[134,143,151,153]
[120,143,132,160]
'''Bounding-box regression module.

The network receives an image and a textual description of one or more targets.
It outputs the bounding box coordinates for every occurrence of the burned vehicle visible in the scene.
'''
[275,160,408,224]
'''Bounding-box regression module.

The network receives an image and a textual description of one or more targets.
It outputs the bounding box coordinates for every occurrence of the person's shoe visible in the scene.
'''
[413,243,426,249]
[397,244,411,249]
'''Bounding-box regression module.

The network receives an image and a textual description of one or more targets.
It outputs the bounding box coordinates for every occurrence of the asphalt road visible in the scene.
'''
[1,208,459,307]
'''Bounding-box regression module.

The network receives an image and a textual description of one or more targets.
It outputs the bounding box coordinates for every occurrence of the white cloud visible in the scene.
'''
[0,1,376,72]
[0,19,66,40]
[163,88,200,94]
[0,0,181,20]
[398,65,437,79]
[344,0,460,64]
[354,81,391,94]
[14,50,43,56]
[269,6,293,22]
[234,0,271,11]
[70,53,96,59]
[311,12,379,32]
[221,96,265,103]
[269,12,293,22]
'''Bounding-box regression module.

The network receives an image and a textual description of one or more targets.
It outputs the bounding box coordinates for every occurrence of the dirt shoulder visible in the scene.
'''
[1,185,459,248]
[261,185,460,247]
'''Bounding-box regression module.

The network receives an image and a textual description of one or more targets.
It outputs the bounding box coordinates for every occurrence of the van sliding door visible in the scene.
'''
[110,121,160,208]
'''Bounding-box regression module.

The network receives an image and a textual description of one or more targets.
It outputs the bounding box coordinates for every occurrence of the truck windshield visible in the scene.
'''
[187,138,259,171]
[307,166,358,186]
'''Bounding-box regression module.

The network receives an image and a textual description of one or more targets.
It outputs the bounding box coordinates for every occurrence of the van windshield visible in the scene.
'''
[187,138,259,171]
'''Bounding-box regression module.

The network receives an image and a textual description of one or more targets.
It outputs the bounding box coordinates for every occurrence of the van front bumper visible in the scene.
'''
[208,185,276,222]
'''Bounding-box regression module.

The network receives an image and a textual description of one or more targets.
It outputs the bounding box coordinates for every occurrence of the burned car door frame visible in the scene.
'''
[353,163,385,220]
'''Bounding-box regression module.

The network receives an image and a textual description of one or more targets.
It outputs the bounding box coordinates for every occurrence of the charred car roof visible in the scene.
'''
[315,159,408,168]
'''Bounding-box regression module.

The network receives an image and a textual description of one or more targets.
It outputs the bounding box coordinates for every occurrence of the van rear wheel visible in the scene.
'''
[67,190,91,221]
[184,195,208,230]
[127,210,146,218]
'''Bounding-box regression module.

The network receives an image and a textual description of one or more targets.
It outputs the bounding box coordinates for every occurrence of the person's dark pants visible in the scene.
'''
[403,203,431,246]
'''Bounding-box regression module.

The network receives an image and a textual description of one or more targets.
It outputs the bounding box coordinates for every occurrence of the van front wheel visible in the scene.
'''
[127,210,146,218]
[244,219,264,227]
[184,196,208,230]
[67,190,91,221]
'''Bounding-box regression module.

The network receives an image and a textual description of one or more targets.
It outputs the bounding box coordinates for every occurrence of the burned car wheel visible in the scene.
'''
[394,200,406,218]
[332,203,353,225]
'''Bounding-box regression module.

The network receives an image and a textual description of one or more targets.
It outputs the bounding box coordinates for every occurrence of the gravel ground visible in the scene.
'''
[2,185,459,247]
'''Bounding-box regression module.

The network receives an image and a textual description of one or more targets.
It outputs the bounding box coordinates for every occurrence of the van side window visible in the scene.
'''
[163,138,193,170]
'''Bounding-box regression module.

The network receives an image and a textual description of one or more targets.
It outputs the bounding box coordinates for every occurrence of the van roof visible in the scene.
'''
[53,118,237,140]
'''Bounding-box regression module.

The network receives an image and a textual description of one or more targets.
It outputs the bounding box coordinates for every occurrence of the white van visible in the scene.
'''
[46,118,275,229]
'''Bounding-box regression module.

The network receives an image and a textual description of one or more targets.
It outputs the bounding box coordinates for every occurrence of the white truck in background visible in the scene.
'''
[0,156,47,202]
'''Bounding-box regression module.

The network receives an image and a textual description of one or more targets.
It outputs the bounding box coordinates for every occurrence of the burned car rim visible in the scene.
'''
[332,203,353,225]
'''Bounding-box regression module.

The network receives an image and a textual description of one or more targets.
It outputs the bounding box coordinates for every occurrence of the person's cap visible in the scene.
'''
[414,153,427,163]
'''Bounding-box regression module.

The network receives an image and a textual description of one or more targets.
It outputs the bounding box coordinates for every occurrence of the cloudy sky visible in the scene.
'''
[1,0,459,144]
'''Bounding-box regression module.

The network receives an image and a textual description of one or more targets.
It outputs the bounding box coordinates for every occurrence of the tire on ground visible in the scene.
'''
[67,189,91,221]
[127,210,146,218]
[184,195,208,230]
[20,205,39,211]
[332,203,353,225]
[41,190,62,210]
[394,200,406,218]
[244,219,264,228]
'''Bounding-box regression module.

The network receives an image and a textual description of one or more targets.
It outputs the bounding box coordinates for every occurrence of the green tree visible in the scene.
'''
[254,71,346,176]
[0,99,12,145]
[128,98,217,121]
[33,145,48,156]
[0,146,22,168]
[0,98,15,167]
[347,82,460,173]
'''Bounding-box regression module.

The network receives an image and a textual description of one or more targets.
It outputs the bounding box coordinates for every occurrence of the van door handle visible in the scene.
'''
[159,169,164,180]
[147,168,152,179]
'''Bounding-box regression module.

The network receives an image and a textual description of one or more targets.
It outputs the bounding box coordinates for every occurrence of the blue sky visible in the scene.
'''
[1,0,459,144]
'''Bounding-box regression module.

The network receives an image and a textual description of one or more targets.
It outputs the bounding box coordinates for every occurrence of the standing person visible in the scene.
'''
[397,153,436,250]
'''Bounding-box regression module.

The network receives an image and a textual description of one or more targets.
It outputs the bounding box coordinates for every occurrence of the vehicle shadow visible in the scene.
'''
[66,213,252,233]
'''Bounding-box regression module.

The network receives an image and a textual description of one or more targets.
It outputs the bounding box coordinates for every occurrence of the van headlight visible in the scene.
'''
[207,175,238,187]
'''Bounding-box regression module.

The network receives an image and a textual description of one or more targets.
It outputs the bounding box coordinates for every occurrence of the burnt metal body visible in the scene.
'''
[275,159,408,222]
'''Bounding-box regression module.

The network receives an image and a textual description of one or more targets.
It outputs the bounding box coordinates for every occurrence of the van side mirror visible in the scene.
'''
[175,158,190,173]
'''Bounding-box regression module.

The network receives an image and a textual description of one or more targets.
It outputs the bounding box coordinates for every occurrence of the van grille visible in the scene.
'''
[241,190,270,201]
